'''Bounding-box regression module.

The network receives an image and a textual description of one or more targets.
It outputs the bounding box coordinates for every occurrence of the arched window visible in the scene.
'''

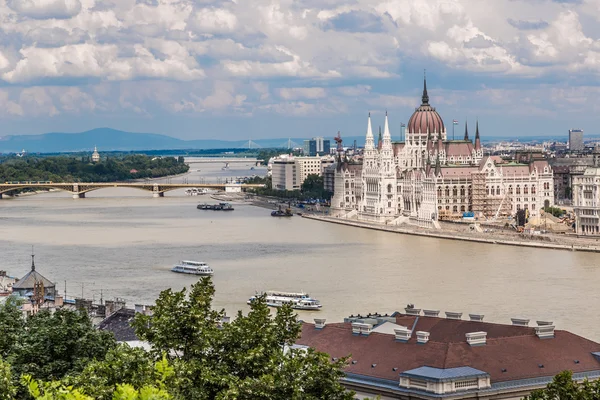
[453,206,458,212]
[460,186,465,196]
[387,184,392,193]
[508,185,513,194]
[460,205,465,212]
[524,185,529,195]
[516,185,521,195]
[531,185,536,194]
[486,186,490,195]
[437,186,442,197]
[445,186,450,197]
[345,182,349,189]
[453,187,458,196]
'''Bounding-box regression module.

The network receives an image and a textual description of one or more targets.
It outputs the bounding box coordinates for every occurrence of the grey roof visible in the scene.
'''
[97,308,138,342]
[12,269,55,290]
[400,366,488,382]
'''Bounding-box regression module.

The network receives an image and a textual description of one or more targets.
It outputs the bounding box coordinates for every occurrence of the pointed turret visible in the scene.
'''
[464,120,469,141]
[364,113,374,151]
[31,252,35,272]
[377,126,382,150]
[434,155,441,176]
[422,73,429,105]
[475,120,481,150]
[382,111,392,149]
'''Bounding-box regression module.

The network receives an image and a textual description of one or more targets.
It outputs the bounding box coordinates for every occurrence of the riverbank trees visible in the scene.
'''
[0,279,353,399]
[0,155,188,183]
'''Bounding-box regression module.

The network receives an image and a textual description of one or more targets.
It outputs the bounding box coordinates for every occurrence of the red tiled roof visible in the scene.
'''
[297,316,600,384]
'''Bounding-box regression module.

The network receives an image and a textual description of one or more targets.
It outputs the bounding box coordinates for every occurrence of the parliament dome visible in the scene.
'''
[407,79,445,135]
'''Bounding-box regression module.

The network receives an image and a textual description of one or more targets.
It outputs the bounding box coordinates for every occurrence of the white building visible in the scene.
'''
[92,146,100,163]
[331,78,554,226]
[271,155,334,191]
[271,156,299,191]
[573,167,600,235]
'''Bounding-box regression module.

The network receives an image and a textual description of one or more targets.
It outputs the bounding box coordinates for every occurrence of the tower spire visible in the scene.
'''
[422,70,429,105]
[365,112,374,151]
[475,119,482,151]
[31,245,35,271]
[464,120,469,141]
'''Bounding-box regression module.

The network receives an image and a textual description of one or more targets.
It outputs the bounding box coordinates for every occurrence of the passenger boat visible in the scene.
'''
[197,203,234,211]
[171,260,214,276]
[247,291,322,310]
[185,188,208,196]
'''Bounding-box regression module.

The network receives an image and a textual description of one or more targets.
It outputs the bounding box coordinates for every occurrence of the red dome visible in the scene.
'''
[407,79,445,134]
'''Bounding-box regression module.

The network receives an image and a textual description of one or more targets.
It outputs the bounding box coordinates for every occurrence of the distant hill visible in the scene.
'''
[0,128,570,154]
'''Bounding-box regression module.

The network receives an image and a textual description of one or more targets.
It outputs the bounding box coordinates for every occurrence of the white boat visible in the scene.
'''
[247,290,322,310]
[171,260,214,276]
[185,188,208,196]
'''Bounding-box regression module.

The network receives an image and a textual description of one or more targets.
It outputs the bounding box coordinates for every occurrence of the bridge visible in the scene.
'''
[0,182,265,199]
[185,157,264,165]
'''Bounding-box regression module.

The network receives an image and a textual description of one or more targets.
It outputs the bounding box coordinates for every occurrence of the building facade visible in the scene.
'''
[271,156,298,191]
[92,146,100,163]
[271,155,335,191]
[303,137,331,156]
[572,167,600,236]
[331,78,554,226]
[569,129,584,152]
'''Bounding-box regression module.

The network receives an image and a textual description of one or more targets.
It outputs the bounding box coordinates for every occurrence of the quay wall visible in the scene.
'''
[302,215,600,254]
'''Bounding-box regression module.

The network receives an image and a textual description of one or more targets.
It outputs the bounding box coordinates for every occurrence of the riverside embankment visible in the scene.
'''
[303,214,600,253]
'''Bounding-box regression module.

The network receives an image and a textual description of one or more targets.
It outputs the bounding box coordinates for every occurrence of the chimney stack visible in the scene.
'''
[405,307,421,316]
[535,325,555,339]
[314,318,326,329]
[394,327,412,342]
[511,318,530,327]
[423,310,440,317]
[416,331,430,344]
[469,314,484,322]
[352,322,373,336]
[466,331,487,346]
[445,312,462,320]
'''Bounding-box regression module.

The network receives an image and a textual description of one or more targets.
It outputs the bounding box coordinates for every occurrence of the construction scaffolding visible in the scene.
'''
[471,172,512,220]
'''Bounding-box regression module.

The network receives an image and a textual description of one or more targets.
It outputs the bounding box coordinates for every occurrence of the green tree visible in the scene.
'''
[524,370,600,399]
[9,308,117,382]
[0,357,16,400]
[133,278,353,400]
[0,297,24,359]
[67,345,157,400]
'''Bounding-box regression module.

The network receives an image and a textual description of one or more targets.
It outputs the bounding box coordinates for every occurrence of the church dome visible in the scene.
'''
[407,79,445,134]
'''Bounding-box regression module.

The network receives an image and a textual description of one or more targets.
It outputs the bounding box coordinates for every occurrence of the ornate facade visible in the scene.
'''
[331,78,554,227]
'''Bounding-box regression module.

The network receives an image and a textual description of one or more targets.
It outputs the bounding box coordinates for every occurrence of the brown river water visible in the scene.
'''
[1,162,599,340]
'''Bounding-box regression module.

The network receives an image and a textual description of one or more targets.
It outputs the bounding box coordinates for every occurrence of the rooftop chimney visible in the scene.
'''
[416,331,430,344]
[423,310,440,317]
[445,312,462,320]
[469,314,484,322]
[405,308,421,316]
[511,318,530,327]
[537,320,553,326]
[535,325,555,339]
[394,327,412,342]
[314,318,326,329]
[466,331,487,346]
[352,322,373,336]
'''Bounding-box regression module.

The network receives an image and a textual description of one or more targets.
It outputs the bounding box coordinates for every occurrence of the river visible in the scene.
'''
[1,161,599,340]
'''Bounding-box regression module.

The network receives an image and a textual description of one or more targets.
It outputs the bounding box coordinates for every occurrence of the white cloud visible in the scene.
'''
[278,87,327,100]
[7,0,82,19]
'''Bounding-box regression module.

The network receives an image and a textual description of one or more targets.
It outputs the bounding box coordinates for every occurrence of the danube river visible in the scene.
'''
[1,162,600,340]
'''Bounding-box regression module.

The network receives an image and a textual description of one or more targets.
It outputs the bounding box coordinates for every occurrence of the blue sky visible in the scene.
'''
[0,0,598,141]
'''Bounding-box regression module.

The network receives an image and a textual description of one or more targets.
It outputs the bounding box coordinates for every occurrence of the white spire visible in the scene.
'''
[382,111,392,149]
[365,112,374,150]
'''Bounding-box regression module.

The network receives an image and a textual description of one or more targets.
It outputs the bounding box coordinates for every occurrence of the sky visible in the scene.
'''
[0,0,598,141]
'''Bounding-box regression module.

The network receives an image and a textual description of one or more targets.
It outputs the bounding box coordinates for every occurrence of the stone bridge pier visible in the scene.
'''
[152,184,165,198]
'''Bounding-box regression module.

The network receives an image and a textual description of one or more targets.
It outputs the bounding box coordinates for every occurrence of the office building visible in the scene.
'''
[569,129,584,152]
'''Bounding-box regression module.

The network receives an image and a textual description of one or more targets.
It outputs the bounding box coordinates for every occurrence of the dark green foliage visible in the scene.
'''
[9,308,117,381]
[543,206,565,218]
[0,154,188,184]
[133,278,354,400]
[0,298,24,360]
[524,370,600,399]
[251,175,332,201]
